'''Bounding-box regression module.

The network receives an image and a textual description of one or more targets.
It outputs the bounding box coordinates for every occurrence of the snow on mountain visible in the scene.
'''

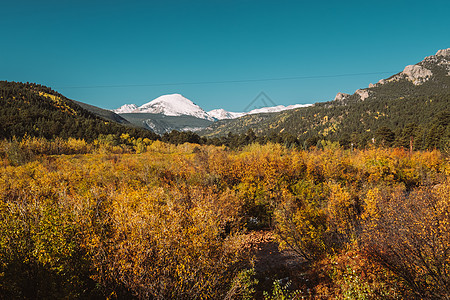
[112,94,214,121]
[246,104,311,115]
[208,104,312,120]
[137,94,214,120]
[207,109,244,120]
[113,104,138,113]
[113,94,311,121]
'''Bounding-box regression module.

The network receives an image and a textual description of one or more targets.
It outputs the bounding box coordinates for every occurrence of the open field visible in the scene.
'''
[0,138,449,299]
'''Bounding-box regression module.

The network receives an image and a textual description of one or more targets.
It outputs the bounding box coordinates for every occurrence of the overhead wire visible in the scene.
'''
[57,71,396,89]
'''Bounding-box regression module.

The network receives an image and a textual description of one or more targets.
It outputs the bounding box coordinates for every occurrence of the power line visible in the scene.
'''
[57,71,396,89]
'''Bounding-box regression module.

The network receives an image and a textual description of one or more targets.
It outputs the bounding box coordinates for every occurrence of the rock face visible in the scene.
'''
[436,48,450,57]
[355,89,370,101]
[402,65,433,85]
[423,48,450,76]
[334,47,450,102]
[334,92,350,101]
[376,65,433,86]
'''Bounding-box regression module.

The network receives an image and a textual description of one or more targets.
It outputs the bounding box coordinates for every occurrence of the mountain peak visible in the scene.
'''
[139,94,213,120]
[436,48,450,57]
[114,94,311,121]
[113,104,138,114]
[208,109,244,120]
[113,94,214,121]
[334,47,450,103]
[139,94,193,113]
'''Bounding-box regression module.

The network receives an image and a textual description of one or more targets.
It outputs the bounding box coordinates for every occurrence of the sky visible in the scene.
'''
[1,0,450,112]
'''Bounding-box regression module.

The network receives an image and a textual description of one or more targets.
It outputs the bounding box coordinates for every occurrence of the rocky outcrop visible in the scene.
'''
[334,48,450,102]
[372,64,432,86]
[423,48,450,76]
[355,89,370,101]
[436,48,450,57]
[334,92,350,101]
[334,90,369,102]
[402,65,433,85]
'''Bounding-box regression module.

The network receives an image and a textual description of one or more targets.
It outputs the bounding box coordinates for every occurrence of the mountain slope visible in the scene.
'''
[200,48,450,149]
[73,100,130,124]
[114,94,214,120]
[113,104,138,114]
[207,104,312,120]
[207,109,245,120]
[113,94,313,134]
[118,113,213,135]
[114,93,311,123]
[0,81,158,141]
[334,48,450,103]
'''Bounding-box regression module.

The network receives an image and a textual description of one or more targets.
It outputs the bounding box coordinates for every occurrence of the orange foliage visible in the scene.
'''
[0,140,448,298]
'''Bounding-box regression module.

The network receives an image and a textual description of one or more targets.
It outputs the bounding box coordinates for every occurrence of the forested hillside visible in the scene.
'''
[2,79,449,152]
[201,50,450,151]
[201,93,450,150]
[0,81,159,142]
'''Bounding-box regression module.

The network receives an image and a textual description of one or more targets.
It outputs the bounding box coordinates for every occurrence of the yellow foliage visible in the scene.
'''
[0,141,448,298]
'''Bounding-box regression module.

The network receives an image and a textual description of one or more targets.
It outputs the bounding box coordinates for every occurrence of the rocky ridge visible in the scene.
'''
[335,48,450,102]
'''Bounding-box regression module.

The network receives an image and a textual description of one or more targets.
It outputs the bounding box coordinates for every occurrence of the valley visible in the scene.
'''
[0,48,449,299]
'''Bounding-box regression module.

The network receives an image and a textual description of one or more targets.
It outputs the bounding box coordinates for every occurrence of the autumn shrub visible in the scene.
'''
[18,136,94,155]
[263,280,301,300]
[314,244,406,299]
[0,162,100,298]
[225,267,259,300]
[0,142,448,299]
[4,139,35,166]
[0,149,254,299]
[361,184,450,299]
[80,175,249,299]
[274,182,329,261]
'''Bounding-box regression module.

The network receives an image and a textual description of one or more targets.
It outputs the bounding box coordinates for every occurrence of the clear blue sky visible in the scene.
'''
[1,0,449,112]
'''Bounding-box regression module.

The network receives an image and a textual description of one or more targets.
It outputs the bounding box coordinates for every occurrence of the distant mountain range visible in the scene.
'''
[110,49,450,139]
[111,94,311,134]
[112,94,311,120]
[1,48,449,149]
[110,48,450,136]
[113,94,214,121]
[207,104,312,120]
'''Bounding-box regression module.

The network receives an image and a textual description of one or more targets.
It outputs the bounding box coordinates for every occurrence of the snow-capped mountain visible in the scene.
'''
[207,109,245,120]
[113,94,214,121]
[113,94,310,121]
[138,94,214,120]
[245,104,312,116]
[113,104,138,114]
[207,104,312,120]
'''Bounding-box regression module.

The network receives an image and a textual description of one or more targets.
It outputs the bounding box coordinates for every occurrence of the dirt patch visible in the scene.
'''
[242,230,313,298]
